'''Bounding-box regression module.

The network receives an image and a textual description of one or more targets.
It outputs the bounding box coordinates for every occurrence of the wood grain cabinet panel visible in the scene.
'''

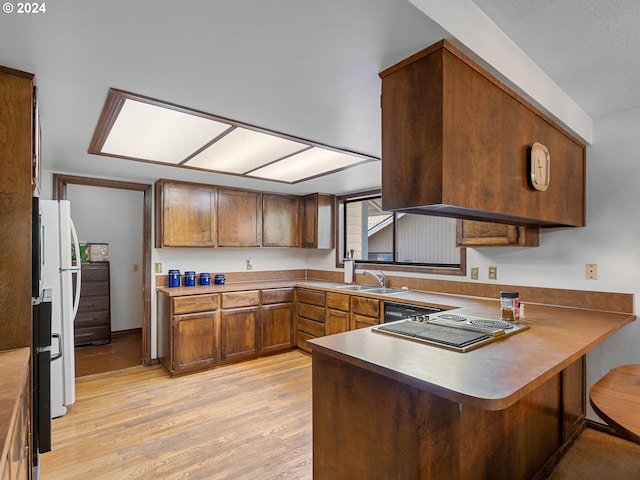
[379,40,586,227]
[456,220,540,247]
[350,296,381,330]
[296,288,326,354]
[220,307,260,361]
[217,188,262,247]
[302,194,335,248]
[173,311,219,372]
[155,180,216,247]
[326,293,350,335]
[262,302,294,353]
[262,194,301,247]
[0,67,35,351]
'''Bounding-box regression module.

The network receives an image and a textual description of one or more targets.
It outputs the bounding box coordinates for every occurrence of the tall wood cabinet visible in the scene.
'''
[0,67,36,351]
[302,194,334,249]
[74,262,111,346]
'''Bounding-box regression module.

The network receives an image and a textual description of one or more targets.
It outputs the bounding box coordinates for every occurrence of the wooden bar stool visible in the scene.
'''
[589,364,640,445]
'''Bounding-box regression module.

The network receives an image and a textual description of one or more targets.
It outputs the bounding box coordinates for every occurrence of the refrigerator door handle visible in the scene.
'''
[51,333,62,361]
[68,217,82,320]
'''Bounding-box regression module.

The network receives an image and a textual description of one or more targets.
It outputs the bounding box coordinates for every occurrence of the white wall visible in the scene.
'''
[66,184,144,333]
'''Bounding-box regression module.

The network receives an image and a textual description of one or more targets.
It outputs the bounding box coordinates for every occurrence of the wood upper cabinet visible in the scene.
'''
[217,188,262,247]
[262,194,302,247]
[456,220,540,247]
[379,40,586,227]
[302,194,335,249]
[155,180,216,247]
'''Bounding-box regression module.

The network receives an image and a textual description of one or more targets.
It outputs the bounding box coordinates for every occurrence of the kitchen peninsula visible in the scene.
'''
[309,294,635,480]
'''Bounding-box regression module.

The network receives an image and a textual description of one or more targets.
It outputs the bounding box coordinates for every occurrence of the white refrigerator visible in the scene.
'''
[39,199,82,418]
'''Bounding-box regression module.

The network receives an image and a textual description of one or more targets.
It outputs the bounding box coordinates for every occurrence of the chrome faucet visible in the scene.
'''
[359,269,386,287]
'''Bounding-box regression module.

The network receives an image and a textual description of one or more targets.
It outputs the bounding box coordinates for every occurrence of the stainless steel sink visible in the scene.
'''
[335,285,377,291]
[362,287,407,295]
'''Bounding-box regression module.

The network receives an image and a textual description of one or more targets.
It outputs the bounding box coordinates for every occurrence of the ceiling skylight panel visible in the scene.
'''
[185,127,308,173]
[100,99,231,163]
[248,148,369,183]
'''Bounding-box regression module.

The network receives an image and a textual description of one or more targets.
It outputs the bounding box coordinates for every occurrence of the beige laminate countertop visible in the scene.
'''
[0,348,30,471]
[157,279,635,410]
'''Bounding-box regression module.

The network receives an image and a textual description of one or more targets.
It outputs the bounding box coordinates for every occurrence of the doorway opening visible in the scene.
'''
[54,174,153,370]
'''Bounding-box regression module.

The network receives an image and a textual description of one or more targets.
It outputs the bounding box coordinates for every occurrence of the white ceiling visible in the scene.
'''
[1,0,637,196]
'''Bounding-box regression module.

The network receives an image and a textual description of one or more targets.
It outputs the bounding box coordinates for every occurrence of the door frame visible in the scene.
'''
[54,174,153,366]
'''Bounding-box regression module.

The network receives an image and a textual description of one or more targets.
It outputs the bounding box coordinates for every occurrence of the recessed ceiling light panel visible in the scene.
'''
[100,99,231,164]
[185,127,308,173]
[249,147,369,183]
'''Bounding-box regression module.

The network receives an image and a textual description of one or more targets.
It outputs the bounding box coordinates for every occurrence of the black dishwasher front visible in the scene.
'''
[383,301,443,323]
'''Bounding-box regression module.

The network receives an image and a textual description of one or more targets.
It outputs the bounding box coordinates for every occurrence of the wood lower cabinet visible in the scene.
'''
[350,296,382,330]
[456,220,540,247]
[296,288,327,354]
[0,348,30,480]
[74,262,111,346]
[155,180,216,248]
[217,188,262,247]
[325,292,350,335]
[261,288,295,353]
[158,292,219,376]
[220,291,261,361]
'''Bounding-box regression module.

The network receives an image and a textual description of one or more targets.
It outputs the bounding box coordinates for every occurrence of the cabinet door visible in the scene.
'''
[262,194,301,247]
[217,189,262,247]
[220,307,260,360]
[456,220,539,247]
[262,302,294,353]
[173,311,218,371]
[326,309,350,335]
[156,181,216,247]
[302,194,334,248]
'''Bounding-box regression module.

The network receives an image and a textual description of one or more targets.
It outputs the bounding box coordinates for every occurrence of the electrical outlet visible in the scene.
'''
[585,263,598,280]
[488,266,497,280]
[154,262,162,273]
[470,266,479,280]
[246,259,253,271]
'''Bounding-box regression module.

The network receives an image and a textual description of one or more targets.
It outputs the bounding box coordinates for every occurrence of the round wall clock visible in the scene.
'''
[527,142,550,191]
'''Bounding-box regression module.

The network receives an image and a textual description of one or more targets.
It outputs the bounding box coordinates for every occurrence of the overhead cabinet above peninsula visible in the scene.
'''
[379,40,586,227]
[155,179,334,249]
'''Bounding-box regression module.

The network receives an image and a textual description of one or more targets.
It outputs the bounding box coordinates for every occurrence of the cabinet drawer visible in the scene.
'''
[81,264,109,282]
[80,281,109,296]
[351,313,379,330]
[296,330,315,354]
[261,287,294,305]
[297,317,325,337]
[74,325,111,345]
[78,295,109,313]
[326,292,349,311]
[221,290,260,309]
[297,288,325,307]
[173,294,218,314]
[298,302,325,323]
[75,310,110,328]
[351,296,380,318]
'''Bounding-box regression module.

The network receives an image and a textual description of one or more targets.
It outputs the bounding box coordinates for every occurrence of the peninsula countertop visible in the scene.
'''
[309,295,635,411]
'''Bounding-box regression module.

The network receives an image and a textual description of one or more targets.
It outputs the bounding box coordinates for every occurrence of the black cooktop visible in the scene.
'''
[375,320,492,351]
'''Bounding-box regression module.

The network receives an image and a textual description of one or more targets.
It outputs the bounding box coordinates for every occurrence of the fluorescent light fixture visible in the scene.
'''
[248,148,368,183]
[90,89,379,183]
[185,127,308,173]
[100,98,231,164]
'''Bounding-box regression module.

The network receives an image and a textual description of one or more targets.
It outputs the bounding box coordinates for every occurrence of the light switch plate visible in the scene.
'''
[488,266,497,280]
[470,267,479,280]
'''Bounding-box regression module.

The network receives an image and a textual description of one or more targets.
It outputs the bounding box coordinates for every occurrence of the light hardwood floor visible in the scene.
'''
[42,351,313,480]
[42,349,640,480]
